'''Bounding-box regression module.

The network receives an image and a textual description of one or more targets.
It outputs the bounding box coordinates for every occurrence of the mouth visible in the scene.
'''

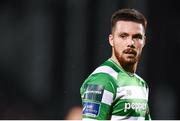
[123,48,137,56]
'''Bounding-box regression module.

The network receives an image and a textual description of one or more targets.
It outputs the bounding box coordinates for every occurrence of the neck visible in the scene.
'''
[110,55,137,74]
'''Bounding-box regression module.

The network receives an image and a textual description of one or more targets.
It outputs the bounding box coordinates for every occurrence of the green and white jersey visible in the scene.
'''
[80,58,151,120]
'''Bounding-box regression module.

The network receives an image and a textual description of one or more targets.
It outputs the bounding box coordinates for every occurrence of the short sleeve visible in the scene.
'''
[80,73,117,120]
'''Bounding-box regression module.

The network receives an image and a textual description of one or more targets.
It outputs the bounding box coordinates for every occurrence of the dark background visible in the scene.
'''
[0,0,179,119]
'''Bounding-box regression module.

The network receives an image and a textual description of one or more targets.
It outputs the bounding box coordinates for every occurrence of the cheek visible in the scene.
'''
[139,40,145,47]
[114,39,125,48]
[135,43,144,52]
[114,42,124,51]
[137,46,144,54]
[136,41,144,48]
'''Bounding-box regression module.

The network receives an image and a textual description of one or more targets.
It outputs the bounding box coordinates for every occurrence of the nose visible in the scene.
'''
[127,37,135,47]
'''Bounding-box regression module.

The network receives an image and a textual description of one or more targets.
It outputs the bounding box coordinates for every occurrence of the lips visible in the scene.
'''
[123,48,137,56]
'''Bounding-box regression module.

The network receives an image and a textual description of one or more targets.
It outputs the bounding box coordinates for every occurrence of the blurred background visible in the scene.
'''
[0,0,179,119]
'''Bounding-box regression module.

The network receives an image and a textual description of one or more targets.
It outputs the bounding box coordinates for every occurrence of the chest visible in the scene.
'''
[111,73,149,116]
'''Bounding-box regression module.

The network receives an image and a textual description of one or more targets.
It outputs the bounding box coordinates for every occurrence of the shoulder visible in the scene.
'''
[80,63,119,99]
[90,65,118,80]
[135,74,144,81]
[135,74,149,88]
[81,73,117,94]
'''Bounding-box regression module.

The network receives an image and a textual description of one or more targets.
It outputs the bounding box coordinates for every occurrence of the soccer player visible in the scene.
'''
[80,8,151,120]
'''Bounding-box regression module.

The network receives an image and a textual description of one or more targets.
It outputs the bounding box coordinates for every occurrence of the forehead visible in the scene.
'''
[114,21,145,34]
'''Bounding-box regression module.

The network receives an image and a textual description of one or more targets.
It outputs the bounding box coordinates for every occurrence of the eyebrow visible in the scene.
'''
[119,32,129,36]
[132,33,143,39]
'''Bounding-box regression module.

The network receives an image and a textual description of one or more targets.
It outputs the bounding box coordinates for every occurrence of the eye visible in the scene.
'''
[132,34,143,41]
[119,33,128,40]
[133,37,141,41]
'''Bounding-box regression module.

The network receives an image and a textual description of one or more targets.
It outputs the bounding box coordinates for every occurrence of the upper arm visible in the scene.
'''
[80,73,116,120]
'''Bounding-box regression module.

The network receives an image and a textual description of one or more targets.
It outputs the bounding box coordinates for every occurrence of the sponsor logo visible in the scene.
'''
[84,90,102,94]
[82,102,100,117]
[83,84,104,102]
[124,102,147,112]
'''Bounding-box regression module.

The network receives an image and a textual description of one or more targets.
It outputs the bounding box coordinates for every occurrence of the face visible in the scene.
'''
[109,21,145,66]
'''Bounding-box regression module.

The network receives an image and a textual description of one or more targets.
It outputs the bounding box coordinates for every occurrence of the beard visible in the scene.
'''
[114,47,140,67]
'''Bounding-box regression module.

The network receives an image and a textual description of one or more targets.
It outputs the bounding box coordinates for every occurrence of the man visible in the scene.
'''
[80,8,151,120]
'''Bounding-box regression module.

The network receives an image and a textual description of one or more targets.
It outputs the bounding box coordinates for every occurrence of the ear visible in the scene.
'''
[109,34,114,47]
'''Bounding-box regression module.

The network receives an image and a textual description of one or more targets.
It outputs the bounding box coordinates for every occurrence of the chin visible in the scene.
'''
[121,57,137,65]
[126,60,136,65]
